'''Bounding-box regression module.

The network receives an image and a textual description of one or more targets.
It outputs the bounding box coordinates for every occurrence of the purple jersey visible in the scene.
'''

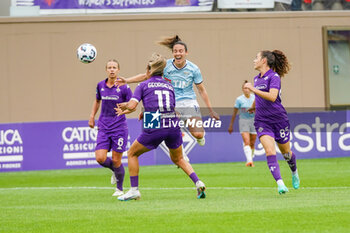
[96,79,132,131]
[131,76,176,114]
[131,76,182,150]
[254,69,288,123]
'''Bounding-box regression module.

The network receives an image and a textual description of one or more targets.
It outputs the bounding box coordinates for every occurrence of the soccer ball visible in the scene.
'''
[77,43,97,64]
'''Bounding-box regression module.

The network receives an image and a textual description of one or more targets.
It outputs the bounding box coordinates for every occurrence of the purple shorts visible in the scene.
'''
[95,129,128,153]
[137,128,183,150]
[254,120,290,144]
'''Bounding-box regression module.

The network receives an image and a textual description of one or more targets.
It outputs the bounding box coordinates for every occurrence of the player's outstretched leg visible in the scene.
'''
[182,146,190,163]
[189,172,206,199]
[195,179,206,199]
[282,152,300,189]
[118,140,148,201]
[267,155,288,194]
[188,118,206,146]
[169,146,206,199]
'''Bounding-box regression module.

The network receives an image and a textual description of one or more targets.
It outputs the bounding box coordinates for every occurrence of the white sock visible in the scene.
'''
[292,169,298,176]
[243,145,253,163]
[277,179,285,186]
[251,148,255,158]
[197,137,204,142]
[196,134,206,146]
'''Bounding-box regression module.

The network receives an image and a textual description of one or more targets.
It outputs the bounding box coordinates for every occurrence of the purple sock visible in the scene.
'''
[130,176,139,188]
[114,164,125,191]
[287,152,297,172]
[189,172,199,184]
[266,155,282,181]
[99,157,113,171]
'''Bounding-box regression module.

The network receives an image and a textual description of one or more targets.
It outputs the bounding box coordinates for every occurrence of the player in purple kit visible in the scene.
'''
[244,50,300,195]
[88,59,132,197]
[115,53,206,201]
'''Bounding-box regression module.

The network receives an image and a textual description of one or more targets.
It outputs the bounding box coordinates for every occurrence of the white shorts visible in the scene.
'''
[239,118,257,134]
[175,99,202,120]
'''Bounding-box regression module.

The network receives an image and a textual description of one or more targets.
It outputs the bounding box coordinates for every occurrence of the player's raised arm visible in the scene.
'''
[195,83,220,120]
[116,73,148,86]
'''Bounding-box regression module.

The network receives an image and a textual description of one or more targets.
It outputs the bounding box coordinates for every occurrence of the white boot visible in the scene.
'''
[112,188,124,197]
[117,188,141,201]
[195,180,206,199]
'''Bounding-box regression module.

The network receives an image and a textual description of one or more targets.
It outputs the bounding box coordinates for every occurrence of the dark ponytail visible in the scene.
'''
[158,35,188,52]
[261,50,290,77]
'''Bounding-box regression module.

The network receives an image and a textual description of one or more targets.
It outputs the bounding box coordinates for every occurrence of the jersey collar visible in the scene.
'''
[172,59,187,70]
[259,69,274,78]
[104,78,117,88]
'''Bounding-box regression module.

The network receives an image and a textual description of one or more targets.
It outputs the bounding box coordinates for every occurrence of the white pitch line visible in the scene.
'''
[0,186,349,191]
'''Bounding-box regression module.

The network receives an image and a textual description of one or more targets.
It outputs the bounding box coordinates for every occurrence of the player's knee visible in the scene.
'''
[171,156,181,165]
[95,155,105,164]
[127,152,134,159]
[191,131,204,139]
[127,150,138,159]
[112,157,121,167]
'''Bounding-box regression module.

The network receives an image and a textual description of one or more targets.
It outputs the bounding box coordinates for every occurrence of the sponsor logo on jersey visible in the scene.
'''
[255,84,267,90]
[101,95,119,100]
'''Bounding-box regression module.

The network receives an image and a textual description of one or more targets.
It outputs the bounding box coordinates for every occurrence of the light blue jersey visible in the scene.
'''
[163,59,203,101]
[234,94,255,119]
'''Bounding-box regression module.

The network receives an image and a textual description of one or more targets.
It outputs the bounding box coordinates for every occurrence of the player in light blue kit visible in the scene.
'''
[115,53,206,201]
[115,35,219,161]
[228,80,257,167]
[88,59,132,197]
[159,35,220,146]
[244,50,300,195]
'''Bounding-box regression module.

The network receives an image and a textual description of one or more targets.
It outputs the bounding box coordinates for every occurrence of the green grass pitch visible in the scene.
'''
[0,157,349,233]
